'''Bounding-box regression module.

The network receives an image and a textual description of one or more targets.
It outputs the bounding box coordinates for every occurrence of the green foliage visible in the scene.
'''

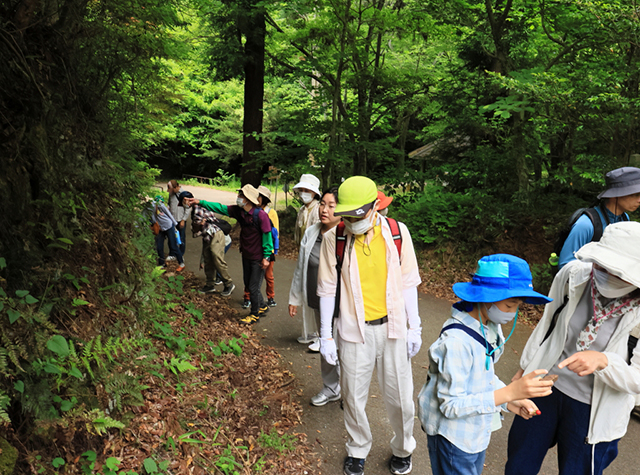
[257,428,296,454]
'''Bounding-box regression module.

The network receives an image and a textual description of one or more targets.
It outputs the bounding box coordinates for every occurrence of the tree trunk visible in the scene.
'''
[241,10,265,187]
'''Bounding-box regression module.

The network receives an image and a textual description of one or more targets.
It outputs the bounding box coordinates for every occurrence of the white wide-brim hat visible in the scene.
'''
[292,173,321,197]
[575,221,640,287]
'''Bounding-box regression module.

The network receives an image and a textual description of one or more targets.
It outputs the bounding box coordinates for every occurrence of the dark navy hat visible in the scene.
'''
[178,191,194,206]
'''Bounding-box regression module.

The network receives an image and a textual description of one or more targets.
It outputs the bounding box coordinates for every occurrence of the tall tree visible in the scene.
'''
[203,0,267,186]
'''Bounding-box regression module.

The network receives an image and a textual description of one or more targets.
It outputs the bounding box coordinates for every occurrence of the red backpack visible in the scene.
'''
[331,217,403,320]
[335,217,402,267]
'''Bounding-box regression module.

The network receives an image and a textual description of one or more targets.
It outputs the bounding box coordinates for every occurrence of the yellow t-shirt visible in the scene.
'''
[354,224,387,321]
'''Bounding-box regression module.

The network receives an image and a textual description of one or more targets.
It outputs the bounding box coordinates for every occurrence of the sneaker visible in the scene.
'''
[297,334,318,344]
[258,305,269,315]
[310,391,340,407]
[389,455,412,475]
[267,298,277,307]
[242,299,251,309]
[199,285,216,294]
[214,278,223,285]
[165,255,176,262]
[344,457,365,475]
[176,264,185,272]
[308,340,320,352]
[239,314,260,325]
[220,283,236,297]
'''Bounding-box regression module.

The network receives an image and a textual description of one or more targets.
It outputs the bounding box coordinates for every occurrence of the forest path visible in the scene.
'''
[173,183,639,475]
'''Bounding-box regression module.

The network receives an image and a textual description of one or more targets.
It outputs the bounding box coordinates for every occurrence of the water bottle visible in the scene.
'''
[175,228,182,245]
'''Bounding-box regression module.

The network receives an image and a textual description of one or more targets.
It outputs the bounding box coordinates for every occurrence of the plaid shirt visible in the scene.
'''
[192,205,221,243]
[417,306,508,454]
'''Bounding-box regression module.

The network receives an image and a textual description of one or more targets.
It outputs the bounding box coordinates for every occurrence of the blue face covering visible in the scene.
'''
[479,306,519,371]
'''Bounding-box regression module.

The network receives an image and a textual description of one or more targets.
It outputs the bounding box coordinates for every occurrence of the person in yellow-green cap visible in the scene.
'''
[316,176,422,475]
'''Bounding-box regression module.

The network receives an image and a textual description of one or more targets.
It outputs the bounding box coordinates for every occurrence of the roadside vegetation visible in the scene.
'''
[2,0,639,472]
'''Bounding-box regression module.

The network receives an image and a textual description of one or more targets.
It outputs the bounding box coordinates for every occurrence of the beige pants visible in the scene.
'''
[203,231,232,286]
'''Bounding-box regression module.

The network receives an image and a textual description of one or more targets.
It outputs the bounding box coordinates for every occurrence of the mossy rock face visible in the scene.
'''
[0,437,17,475]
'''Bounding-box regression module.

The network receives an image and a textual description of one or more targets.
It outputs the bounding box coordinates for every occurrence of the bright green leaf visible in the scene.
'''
[14,381,24,393]
[143,458,158,473]
[52,458,65,468]
[47,335,70,358]
[7,309,20,324]
[25,295,38,304]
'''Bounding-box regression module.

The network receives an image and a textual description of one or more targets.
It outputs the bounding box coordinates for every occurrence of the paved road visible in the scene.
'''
[172,184,640,475]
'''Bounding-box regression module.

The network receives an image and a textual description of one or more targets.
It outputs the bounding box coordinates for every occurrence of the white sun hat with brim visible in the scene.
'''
[575,221,640,288]
[236,184,260,206]
[257,185,271,204]
[292,174,321,197]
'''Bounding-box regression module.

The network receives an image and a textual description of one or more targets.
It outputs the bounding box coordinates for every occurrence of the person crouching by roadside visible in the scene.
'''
[167,179,191,257]
[150,195,185,271]
[418,254,554,475]
[505,221,640,475]
[191,204,235,297]
[183,185,273,324]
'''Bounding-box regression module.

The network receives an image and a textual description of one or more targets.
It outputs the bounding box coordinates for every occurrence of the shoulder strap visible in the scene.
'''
[385,217,402,260]
[440,323,495,361]
[335,221,347,268]
[541,294,569,344]
[587,207,604,241]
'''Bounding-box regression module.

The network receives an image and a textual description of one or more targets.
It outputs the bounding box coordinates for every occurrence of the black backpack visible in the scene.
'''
[550,203,628,269]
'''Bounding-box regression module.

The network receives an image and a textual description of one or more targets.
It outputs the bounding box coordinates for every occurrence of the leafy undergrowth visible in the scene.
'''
[7,264,316,475]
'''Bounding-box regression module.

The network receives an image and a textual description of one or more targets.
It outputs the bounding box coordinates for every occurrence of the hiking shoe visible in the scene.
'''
[165,255,176,262]
[267,298,277,307]
[220,283,235,297]
[176,264,185,272]
[239,314,260,325]
[297,334,318,344]
[344,457,365,475]
[214,278,223,285]
[310,391,340,407]
[308,340,320,353]
[242,299,251,309]
[389,455,412,475]
[258,305,269,315]
[199,285,216,294]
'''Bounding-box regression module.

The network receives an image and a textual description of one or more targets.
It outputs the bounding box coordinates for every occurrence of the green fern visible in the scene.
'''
[85,408,125,435]
[103,372,148,413]
[0,390,10,423]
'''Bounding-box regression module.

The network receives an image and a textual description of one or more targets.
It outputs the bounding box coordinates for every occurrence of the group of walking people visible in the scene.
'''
[159,167,640,475]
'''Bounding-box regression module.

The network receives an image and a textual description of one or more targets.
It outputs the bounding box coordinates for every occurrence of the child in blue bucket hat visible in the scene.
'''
[417,254,555,475]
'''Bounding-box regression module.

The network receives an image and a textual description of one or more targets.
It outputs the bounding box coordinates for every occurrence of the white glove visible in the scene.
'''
[407,327,422,359]
[320,338,338,366]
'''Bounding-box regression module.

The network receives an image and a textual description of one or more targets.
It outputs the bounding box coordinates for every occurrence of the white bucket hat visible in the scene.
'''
[575,221,640,287]
[292,173,321,197]
[236,184,260,206]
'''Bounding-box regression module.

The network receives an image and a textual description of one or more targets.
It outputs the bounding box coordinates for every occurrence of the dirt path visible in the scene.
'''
[173,183,640,475]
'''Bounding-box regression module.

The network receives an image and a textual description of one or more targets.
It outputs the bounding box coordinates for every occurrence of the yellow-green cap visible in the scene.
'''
[334,176,378,217]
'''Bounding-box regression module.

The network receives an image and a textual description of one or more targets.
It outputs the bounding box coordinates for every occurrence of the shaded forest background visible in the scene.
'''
[1,0,640,472]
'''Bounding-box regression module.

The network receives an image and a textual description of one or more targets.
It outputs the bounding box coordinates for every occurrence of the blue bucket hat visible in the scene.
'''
[453,254,552,305]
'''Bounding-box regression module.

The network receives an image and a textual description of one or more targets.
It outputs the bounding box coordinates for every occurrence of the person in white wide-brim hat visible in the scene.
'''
[507,221,640,475]
[292,173,322,344]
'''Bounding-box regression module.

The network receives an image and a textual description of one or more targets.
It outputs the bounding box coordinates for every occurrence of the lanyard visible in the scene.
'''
[479,310,518,371]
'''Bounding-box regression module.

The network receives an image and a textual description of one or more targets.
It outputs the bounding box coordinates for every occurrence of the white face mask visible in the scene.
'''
[344,211,376,235]
[299,192,314,204]
[484,303,517,325]
[236,197,246,207]
[593,267,637,299]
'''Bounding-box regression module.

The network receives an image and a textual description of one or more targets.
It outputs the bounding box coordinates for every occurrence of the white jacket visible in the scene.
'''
[288,223,322,338]
[520,260,640,444]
